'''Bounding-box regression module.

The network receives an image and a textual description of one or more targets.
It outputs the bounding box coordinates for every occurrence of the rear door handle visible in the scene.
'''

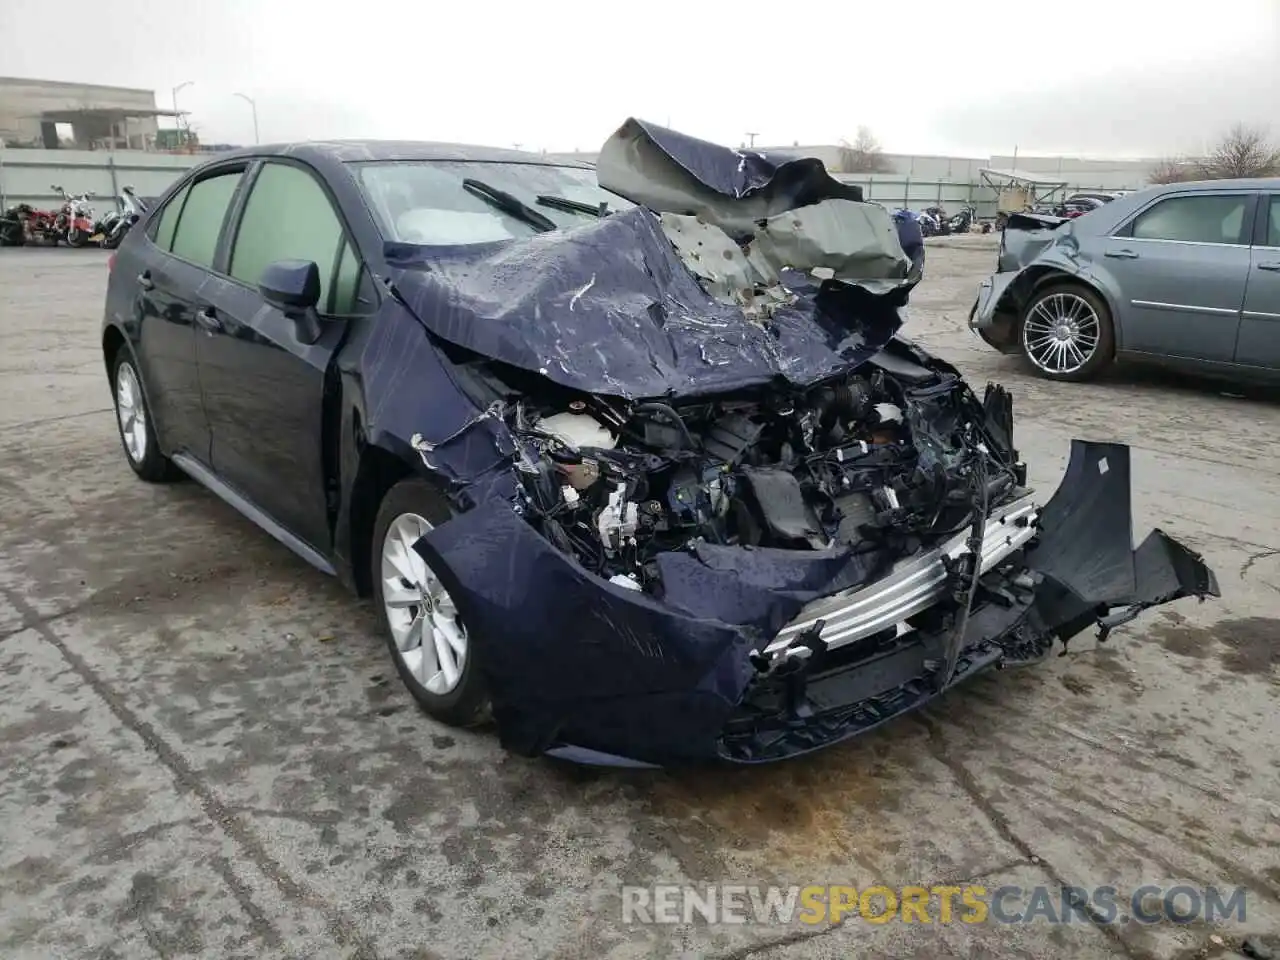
[1258,262,1280,272]
[194,308,223,334]
[1105,249,1140,260]
[137,271,154,290]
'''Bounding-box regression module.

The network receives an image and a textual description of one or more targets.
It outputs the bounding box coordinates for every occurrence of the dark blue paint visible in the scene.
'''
[386,208,908,400]
[258,259,321,309]
[99,121,1218,767]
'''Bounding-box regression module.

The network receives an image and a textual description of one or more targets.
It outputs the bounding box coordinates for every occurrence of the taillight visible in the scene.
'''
[108,253,116,272]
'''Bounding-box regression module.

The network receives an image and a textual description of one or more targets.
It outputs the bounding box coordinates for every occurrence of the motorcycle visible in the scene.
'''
[0,202,60,246]
[96,186,148,250]
[50,185,97,247]
[948,204,977,234]
[916,206,950,238]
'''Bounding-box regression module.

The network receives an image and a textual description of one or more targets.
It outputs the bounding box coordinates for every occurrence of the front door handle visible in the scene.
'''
[1105,249,1140,260]
[194,308,223,334]
[1258,261,1280,272]
[137,271,154,290]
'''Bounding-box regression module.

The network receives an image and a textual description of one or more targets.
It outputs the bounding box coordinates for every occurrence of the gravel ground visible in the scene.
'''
[2,240,1279,960]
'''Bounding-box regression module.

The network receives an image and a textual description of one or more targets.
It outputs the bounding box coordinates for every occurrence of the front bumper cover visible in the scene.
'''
[413,439,1217,766]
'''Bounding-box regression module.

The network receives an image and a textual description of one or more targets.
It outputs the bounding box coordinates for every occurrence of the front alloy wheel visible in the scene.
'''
[371,477,488,726]
[381,512,468,696]
[1018,284,1114,382]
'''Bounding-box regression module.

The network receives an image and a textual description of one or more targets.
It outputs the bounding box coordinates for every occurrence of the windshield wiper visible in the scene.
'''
[536,194,612,218]
[462,178,556,233]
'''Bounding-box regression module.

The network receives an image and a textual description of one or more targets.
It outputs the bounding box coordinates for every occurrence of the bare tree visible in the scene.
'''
[1196,123,1280,179]
[838,126,893,174]
[1147,157,1198,184]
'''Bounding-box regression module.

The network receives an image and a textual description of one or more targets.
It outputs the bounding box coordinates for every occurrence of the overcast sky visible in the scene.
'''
[3,0,1277,158]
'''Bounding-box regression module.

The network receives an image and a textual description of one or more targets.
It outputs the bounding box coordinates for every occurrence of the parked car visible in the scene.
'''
[102,121,1216,766]
[1064,191,1126,205]
[970,179,1280,382]
[1056,197,1106,218]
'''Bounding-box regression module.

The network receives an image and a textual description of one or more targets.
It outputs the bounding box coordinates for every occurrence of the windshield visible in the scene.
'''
[352,160,633,246]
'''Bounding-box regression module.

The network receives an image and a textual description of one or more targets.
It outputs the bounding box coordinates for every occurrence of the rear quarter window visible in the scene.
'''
[149,184,190,250]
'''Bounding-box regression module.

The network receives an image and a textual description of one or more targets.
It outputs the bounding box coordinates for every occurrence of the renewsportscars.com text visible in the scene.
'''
[622,884,1248,926]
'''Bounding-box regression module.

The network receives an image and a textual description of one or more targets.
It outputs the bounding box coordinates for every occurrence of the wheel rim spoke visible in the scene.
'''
[391,610,423,653]
[431,621,460,690]
[384,537,420,586]
[383,581,420,608]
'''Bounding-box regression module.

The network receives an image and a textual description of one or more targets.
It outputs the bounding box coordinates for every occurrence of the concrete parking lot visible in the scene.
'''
[2,240,1279,960]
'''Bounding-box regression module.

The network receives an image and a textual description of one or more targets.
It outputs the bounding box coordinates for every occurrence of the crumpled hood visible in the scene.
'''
[386,118,915,401]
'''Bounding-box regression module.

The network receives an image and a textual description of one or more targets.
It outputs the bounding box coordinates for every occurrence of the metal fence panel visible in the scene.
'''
[0,148,199,214]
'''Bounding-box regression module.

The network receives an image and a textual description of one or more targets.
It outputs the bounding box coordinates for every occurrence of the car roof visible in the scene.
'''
[197,140,594,168]
[1145,177,1280,193]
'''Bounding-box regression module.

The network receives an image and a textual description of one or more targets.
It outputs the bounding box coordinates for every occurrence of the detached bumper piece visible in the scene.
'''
[719,440,1218,764]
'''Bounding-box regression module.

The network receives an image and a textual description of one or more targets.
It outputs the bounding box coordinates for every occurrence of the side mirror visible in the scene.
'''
[259,259,323,344]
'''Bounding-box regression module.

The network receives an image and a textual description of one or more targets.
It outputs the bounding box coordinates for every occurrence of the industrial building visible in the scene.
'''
[0,76,179,151]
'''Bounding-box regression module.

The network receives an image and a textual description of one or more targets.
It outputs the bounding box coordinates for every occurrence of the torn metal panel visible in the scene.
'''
[596,118,866,237]
[386,207,903,400]
[657,213,787,323]
[380,117,914,399]
[999,215,1073,274]
[751,199,910,292]
[972,271,1022,327]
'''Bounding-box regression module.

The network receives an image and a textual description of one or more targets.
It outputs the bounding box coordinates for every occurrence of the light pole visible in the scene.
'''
[234,93,260,144]
[745,131,759,148]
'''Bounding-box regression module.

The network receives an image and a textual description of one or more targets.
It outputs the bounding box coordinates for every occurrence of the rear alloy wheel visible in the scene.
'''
[372,478,488,726]
[1018,283,1114,382]
[112,353,181,482]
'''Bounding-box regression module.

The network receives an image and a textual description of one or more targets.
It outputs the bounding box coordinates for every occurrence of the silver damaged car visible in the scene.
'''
[969,179,1280,382]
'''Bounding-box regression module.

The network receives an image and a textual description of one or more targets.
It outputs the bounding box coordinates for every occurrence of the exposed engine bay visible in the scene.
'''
[491,355,1025,592]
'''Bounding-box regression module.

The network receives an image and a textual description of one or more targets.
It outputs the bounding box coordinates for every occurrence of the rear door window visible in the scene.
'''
[1130,194,1248,245]
[228,162,352,313]
[1267,196,1280,247]
[169,171,244,267]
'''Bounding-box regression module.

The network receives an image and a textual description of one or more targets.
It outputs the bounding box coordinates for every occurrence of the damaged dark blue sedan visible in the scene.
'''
[101,119,1219,767]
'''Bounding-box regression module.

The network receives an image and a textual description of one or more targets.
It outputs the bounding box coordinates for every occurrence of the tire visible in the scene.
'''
[371,477,488,726]
[1017,282,1115,382]
[101,227,125,250]
[67,228,88,248]
[111,351,182,482]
